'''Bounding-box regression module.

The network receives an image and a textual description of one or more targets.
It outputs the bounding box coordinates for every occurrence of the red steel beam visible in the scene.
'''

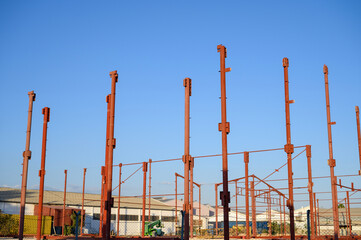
[215,184,219,235]
[283,197,286,235]
[317,198,320,235]
[244,152,250,239]
[313,193,317,236]
[19,91,36,240]
[175,173,178,228]
[306,145,315,239]
[356,106,361,175]
[81,168,86,236]
[104,71,118,240]
[183,77,192,240]
[323,65,340,239]
[148,159,152,223]
[190,160,194,238]
[346,191,352,236]
[99,166,105,236]
[268,188,271,236]
[36,107,50,240]
[62,170,68,236]
[279,196,282,235]
[251,180,256,238]
[235,181,238,233]
[217,44,231,240]
[283,57,295,240]
[117,164,122,236]
[198,185,201,234]
[142,162,148,237]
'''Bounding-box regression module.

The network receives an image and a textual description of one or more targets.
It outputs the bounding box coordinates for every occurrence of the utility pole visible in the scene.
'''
[217,44,231,240]
[183,77,192,240]
[323,65,339,239]
[104,71,118,240]
[282,57,295,240]
[19,91,36,240]
[81,168,86,235]
[36,107,50,240]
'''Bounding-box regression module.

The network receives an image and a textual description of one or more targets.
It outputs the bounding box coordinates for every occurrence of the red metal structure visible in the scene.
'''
[217,44,231,240]
[323,65,340,239]
[251,180,256,237]
[62,170,68,236]
[244,152,250,239]
[104,71,118,240]
[19,91,36,240]
[36,107,50,240]
[117,164,122,236]
[356,106,361,175]
[99,165,105,236]
[282,57,295,240]
[142,162,148,237]
[306,145,315,239]
[81,168,86,235]
[183,77,192,240]
[148,159,152,223]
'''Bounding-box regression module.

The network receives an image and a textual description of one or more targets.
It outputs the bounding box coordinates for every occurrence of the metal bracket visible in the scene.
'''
[218,122,230,134]
[328,159,336,167]
[283,58,289,68]
[244,152,249,163]
[109,71,118,82]
[284,144,294,154]
[23,150,32,159]
[220,191,230,205]
[183,78,192,96]
[108,138,116,148]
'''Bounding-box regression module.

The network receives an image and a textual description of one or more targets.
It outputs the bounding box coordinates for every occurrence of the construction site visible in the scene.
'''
[0,43,359,240]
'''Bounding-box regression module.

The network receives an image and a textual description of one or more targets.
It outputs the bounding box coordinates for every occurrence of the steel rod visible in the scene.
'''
[117,164,121,236]
[81,168,86,236]
[306,145,315,239]
[244,152,250,239]
[62,170,68,236]
[356,106,361,175]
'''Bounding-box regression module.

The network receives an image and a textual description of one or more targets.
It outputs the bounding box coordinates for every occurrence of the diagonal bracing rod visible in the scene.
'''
[36,107,50,240]
[19,91,36,240]
[283,57,295,240]
[323,65,340,239]
[217,44,231,240]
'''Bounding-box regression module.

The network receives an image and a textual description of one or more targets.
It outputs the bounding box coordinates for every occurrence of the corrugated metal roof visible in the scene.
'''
[0,187,173,211]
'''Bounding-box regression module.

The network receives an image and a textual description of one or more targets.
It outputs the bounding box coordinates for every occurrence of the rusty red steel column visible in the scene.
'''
[19,91,36,240]
[235,181,238,233]
[282,57,295,240]
[117,164,122,236]
[104,71,118,240]
[317,198,320,235]
[81,168,86,235]
[244,152,250,239]
[62,170,68,236]
[283,196,286,234]
[323,65,340,239]
[251,180,256,237]
[102,94,111,238]
[99,166,105,236]
[198,185,201,234]
[148,159,152,223]
[346,191,352,236]
[190,160,194,238]
[313,192,317,236]
[268,188,271,236]
[217,44,231,240]
[175,173,178,227]
[306,145,315,239]
[215,184,218,235]
[142,162,148,237]
[356,106,361,175]
[36,107,50,240]
[279,196,282,235]
[183,77,192,240]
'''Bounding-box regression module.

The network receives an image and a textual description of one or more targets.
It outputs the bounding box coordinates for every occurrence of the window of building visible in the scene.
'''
[93,213,116,220]
[120,215,139,221]
[162,216,176,222]
[140,215,159,221]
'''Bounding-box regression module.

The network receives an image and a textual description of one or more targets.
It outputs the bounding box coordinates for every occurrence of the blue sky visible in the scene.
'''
[0,1,360,209]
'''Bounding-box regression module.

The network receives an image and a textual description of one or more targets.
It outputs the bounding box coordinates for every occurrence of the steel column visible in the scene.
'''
[62,170,68,236]
[175,173,178,228]
[313,193,317,236]
[36,107,50,240]
[217,44,231,240]
[323,65,339,239]
[235,181,238,234]
[356,106,361,175]
[148,159,152,222]
[282,57,295,240]
[283,197,286,235]
[244,152,250,239]
[268,188,271,236]
[104,71,118,240]
[81,168,86,235]
[317,199,320,235]
[142,162,148,237]
[306,145,315,239]
[279,196,282,236]
[199,185,201,234]
[190,160,194,238]
[102,94,110,238]
[19,91,36,240]
[346,191,351,236]
[215,184,218,235]
[117,164,122,236]
[251,181,256,237]
[99,166,105,236]
[183,77,192,240]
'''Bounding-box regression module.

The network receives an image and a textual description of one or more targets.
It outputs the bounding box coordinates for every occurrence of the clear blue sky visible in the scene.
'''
[0,1,360,209]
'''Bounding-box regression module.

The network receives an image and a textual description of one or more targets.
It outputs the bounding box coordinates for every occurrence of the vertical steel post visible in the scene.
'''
[148,159,152,222]
[217,44,231,240]
[183,77,192,240]
[117,164,122,236]
[215,184,218,235]
[175,173,178,228]
[279,196,282,235]
[244,152,250,239]
[81,168,86,236]
[356,106,361,175]
[62,170,68,236]
[105,71,118,240]
[313,193,317,236]
[268,188,271,236]
[99,166,105,236]
[36,107,50,240]
[235,181,238,233]
[323,65,339,239]
[199,185,201,234]
[102,94,110,238]
[282,57,295,240]
[142,162,148,237]
[317,199,320,235]
[283,197,286,235]
[19,91,36,240]
[346,191,351,236]
[306,145,315,239]
[251,181,256,237]
[190,161,194,238]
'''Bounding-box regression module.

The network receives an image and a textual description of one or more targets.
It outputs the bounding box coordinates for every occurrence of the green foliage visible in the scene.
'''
[338,204,345,209]
[0,213,19,236]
